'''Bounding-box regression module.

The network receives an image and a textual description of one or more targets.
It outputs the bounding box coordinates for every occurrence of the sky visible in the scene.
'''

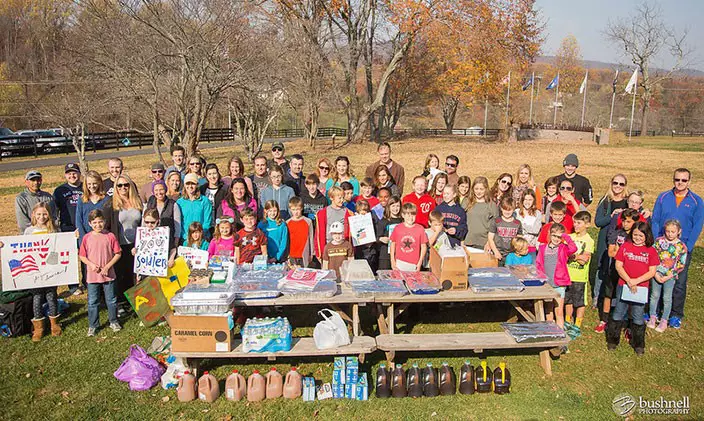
[535,0,703,70]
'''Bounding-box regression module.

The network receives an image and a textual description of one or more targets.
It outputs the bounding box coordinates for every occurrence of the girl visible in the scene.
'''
[505,236,534,265]
[184,221,209,251]
[490,173,513,206]
[316,158,332,194]
[421,153,441,189]
[166,171,182,201]
[218,177,258,229]
[608,221,659,356]
[464,176,498,251]
[208,217,236,258]
[177,173,213,242]
[222,155,254,196]
[610,191,650,229]
[200,163,227,227]
[376,196,403,270]
[258,200,289,263]
[430,173,448,205]
[513,164,541,208]
[374,165,400,197]
[648,220,687,332]
[457,176,472,212]
[146,180,182,252]
[536,223,577,330]
[435,184,467,247]
[76,171,110,248]
[133,209,177,269]
[325,156,360,196]
[515,189,543,253]
[541,176,560,223]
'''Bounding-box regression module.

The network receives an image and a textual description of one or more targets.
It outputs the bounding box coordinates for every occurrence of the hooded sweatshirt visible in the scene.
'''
[177,195,213,240]
[15,188,57,234]
[435,201,468,247]
[259,184,295,220]
[258,217,289,262]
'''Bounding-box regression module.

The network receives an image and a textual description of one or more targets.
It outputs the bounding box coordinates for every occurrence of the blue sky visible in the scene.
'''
[535,0,702,70]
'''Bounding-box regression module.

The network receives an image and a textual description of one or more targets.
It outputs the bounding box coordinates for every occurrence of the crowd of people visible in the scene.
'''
[12,141,704,356]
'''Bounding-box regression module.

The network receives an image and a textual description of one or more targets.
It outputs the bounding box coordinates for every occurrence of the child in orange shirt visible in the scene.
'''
[286,197,314,267]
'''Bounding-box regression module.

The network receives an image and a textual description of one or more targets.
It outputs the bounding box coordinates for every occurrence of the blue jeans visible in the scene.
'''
[671,254,692,319]
[87,281,118,329]
[612,285,645,325]
[649,277,675,320]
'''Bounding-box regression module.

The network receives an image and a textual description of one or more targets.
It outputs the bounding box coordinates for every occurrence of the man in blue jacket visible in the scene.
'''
[651,168,704,329]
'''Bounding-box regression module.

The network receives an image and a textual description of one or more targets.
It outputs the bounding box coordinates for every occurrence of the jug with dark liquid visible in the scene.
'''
[375,364,391,398]
[439,362,456,396]
[474,360,493,393]
[406,363,423,398]
[493,362,511,394]
[459,361,475,395]
[391,364,407,398]
[422,363,439,397]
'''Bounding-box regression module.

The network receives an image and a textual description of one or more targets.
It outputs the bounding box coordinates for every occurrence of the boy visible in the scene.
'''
[390,203,428,271]
[322,222,354,280]
[287,197,314,267]
[487,196,523,263]
[234,208,268,264]
[352,200,379,272]
[426,210,451,250]
[538,201,571,244]
[314,186,352,260]
[565,211,594,329]
[301,174,327,221]
[341,181,356,212]
[355,177,380,209]
[402,176,436,227]
[259,164,295,219]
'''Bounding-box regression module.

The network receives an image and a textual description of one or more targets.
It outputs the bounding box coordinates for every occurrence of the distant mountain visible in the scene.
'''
[535,56,704,77]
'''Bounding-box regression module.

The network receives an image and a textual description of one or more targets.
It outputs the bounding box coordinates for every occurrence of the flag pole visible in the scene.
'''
[628,72,637,141]
[529,71,534,125]
[483,98,488,137]
[505,71,511,127]
[580,70,588,127]
[553,72,559,126]
[609,91,616,128]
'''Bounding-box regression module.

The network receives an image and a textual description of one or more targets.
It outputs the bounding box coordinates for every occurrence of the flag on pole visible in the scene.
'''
[625,68,638,94]
[546,74,559,90]
[579,71,588,94]
[522,74,534,91]
[611,69,619,94]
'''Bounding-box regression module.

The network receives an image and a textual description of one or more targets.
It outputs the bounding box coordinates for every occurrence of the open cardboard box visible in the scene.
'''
[429,246,470,290]
[465,246,499,268]
[169,313,234,353]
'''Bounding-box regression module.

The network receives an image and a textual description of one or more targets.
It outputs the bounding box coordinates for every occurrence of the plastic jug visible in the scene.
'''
[265,367,283,399]
[422,363,439,397]
[406,363,423,398]
[459,361,475,395]
[283,367,303,399]
[439,362,456,396]
[177,370,197,402]
[475,361,493,393]
[391,364,407,398]
[493,362,511,395]
[247,370,266,402]
[197,371,220,402]
[375,364,391,398]
[225,369,246,401]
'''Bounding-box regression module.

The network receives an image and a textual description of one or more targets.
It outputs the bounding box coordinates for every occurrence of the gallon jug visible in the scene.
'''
[391,364,407,398]
[375,364,391,398]
[493,362,511,395]
[406,363,423,398]
[439,362,456,396]
[459,361,475,395]
[177,371,197,402]
[247,370,266,402]
[197,371,220,402]
[283,367,303,399]
[422,363,439,397]
[265,367,283,399]
[475,361,493,393]
[225,369,246,401]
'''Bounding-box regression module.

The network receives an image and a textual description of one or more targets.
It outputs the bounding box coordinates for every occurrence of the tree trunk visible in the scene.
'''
[72,123,89,175]
[441,96,459,134]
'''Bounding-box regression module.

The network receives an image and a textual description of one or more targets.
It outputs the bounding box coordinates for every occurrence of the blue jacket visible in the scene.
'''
[177,195,213,240]
[258,218,289,262]
[75,196,111,244]
[259,185,295,220]
[435,201,468,247]
[652,189,704,251]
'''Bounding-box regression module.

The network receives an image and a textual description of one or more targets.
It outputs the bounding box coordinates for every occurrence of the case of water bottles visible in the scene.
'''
[241,317,293,353]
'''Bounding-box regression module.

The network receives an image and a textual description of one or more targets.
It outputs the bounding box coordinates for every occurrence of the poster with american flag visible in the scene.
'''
[1,232,78,291]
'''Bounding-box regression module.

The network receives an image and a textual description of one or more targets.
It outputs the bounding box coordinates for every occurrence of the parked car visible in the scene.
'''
[0,128,36,157]
[467,126,483,135]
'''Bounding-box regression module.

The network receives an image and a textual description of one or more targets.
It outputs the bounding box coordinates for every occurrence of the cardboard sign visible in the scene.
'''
[1,232,79,291]
[157,257,191,308]
[134,227,170,277]
[124,276,171,326]
[349,213,376,246]
[177,246,208,269]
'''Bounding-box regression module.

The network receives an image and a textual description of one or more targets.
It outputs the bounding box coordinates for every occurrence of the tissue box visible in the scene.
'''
[303,377,316,401]
[430,246,470,290]
[345,356,359,384]
[356,373,368,401]
[333,357,346,384]
[253,255,268,270]
[332,383,345,399]
[345,383,356,399]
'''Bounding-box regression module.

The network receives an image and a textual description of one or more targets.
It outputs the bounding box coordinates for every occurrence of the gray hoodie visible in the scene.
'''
[15,188,57,234]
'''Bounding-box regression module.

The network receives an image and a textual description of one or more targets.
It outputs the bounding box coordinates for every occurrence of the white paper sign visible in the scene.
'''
[348,213,376,246]
[134,227,169,277]
[178,246,208,269]
[1,232,79,291]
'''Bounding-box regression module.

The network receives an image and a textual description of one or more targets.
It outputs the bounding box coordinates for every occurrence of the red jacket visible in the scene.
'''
[536,234,578,287]
[314,206,352,258]
[402,192,436,227]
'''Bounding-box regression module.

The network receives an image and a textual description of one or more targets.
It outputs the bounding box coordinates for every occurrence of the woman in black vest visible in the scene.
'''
[200,163,227,236]
[145,180,182,255]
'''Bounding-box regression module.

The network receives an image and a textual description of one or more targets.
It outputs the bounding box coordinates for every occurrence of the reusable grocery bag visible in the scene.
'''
[313,309,350,350]
[114,344,166,391]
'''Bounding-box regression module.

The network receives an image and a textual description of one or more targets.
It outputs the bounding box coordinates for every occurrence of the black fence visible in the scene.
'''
[393,128,503,137]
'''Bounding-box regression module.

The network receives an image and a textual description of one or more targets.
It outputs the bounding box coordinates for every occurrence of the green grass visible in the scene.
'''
[611,135,704,153]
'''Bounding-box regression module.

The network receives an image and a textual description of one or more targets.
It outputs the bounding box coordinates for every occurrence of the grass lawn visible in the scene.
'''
[0,136,702,420]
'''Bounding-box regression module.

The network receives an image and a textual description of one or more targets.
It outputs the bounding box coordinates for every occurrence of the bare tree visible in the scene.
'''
[232,88,285,162]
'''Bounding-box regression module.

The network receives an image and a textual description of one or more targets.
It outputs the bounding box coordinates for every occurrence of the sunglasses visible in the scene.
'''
[116,183,130,188]
[674,178,689,183]
[143,220,158,225]
[152,170,164,174]
[500,179,511,185]
[560,186,573,191]
[445,162,457,167]
[612,181,626,187]
[189,162,201,166]
[216,217,235,224]
[185,182,197,186]
[272,147,283,152]
[319,166,330,170]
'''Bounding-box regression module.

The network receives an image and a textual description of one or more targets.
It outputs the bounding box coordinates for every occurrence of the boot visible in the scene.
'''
[31,318,45,342]
[49,315,62,337]
[605,319,624,350]
[631,323,646,356]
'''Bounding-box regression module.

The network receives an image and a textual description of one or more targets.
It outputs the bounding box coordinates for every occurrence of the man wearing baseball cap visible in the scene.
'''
[139,162,166,204]
[270,141,290,174]
[555,153,593,206]
[53,163,84,294]
[15,170,57,233]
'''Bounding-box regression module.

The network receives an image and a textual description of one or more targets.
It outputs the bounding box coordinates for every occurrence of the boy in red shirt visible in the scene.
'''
[538,201,573,244]
[287,197,314,267]
[234,208,268,264]
[402,176,435,227]
[390,203,429,271]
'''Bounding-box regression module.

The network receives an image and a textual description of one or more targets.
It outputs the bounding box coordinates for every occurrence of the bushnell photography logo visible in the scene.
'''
[612,393,690,417]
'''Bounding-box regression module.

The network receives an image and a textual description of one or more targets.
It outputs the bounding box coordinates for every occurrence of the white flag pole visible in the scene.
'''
[553,72,559,126]
[484,98,488,137]
[505,71,511,127]
[529,71,535,125]
[580,70,588,127]
[628,73,637,141]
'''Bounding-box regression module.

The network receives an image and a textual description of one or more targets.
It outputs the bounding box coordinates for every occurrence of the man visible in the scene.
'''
[444,155,460,187]
[165,145,187,178]
[103,158,124,197]
[283,154,305,196]
[365,142,406,194]
[555,153,593,207]
[139,162,166,203]
[15,170,57,234]
[651,168,704,329]
[53,163,84,295]
[250,155,271,198]
[270,141,289,174]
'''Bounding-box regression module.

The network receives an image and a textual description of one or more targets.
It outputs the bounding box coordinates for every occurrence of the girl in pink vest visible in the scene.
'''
[536,223,577,329]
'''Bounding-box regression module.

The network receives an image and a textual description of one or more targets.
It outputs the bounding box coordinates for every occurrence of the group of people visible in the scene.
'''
[11,140,704,355]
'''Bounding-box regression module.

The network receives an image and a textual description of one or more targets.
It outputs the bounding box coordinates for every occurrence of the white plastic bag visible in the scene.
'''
[313,309,351,350]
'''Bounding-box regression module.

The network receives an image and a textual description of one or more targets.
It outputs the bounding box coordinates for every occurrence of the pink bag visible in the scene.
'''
[114,344,166,391]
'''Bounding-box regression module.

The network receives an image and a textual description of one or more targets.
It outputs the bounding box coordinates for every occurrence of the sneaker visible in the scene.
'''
[87,327,97,337]
[117,307,127,318]
[669,316,681,329]
[109,322,122,332]
[655,319,668,333]
[594,321,607,333]
[646,315,657,329]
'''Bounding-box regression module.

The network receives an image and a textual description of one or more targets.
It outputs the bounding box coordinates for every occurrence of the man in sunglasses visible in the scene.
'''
[270,141,290,174]
[651,168,704,329]
[556,153,593,207]
[139,162,166,204]
[444,155,460,186]
[15,170,57,234]
[364,142,406,194]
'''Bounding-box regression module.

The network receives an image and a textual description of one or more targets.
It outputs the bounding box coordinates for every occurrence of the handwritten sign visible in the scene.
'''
[177,246,208,269]
[134,227,169,277]
[349,213,376,246]
[1,232,78,291]
[124,276,170,326]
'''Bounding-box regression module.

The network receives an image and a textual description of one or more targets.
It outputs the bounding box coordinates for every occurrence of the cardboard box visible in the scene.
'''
[170,313,234,353]
[430,247,470,290]
[466,249,499,268]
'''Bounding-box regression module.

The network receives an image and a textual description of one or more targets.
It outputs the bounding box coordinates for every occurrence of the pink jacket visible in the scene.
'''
[536,233,578,287]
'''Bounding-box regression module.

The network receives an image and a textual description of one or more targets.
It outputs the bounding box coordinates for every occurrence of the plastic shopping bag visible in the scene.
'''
[313,309,350,350]
[114,344,166,391]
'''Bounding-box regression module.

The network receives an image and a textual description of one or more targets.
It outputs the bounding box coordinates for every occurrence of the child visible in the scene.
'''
[258,200,289,264]
[322,221,354,280]
[421,153,441,189]
[537,201,571,244]
[430,173,448,205]
[551,179,581,231]
[464,176,498,250]
[390,203,428,271]
[487,196,523,263]
[259,164,295,220]
[352,200,379,272]
[505,236,534,265]
[355,177,380,210]
[208,216,236,258]
[435,184,467,247]
[183,221,209,251]
[341,181,356,212]
[402,176,436,228]
[536,223,577,329]
[301,174,327,222]
[515,189,543,253]
[565,211,594,329]
[647,219,687,332]
[133,209,177,268]
[287,197,315,267]
[78,209,122,336]
[426,210,451,250]
[457,176,472,211]
[376,196,403,270]
[608,221,659,355]
[542,176,559,223]
[234,208,268,264]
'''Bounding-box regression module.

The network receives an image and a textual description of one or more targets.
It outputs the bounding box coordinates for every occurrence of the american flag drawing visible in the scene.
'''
[9,256,39,277]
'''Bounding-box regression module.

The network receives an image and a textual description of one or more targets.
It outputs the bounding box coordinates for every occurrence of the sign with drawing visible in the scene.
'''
[133,227,170,277]
[348,213,376,246]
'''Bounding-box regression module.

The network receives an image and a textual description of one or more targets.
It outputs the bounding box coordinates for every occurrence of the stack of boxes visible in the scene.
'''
[332,357,368,401]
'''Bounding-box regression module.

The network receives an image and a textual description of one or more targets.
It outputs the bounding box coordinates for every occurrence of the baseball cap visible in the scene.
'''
[184,173,199,185]
[151,162,165,171]
[25,170,42,180]
[563,153,579,168]
[272,141,285,150]
[64,163,80,173]
[330,221,344,234]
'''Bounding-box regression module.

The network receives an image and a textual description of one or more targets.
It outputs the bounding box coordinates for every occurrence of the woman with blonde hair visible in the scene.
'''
[166,170,182,201]
[513,164,542,208]
[325,156,359,196]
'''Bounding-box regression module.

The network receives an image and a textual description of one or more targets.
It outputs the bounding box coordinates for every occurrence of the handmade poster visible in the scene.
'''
[349,213,376,246]
[177,246,208,269]
[387,223,399,253]
[134,227,169,277]
[0,232,78,292]
[124,276,171,326]
[157,257,191,308]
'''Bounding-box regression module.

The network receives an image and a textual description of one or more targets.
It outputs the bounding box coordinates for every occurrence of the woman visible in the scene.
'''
[102,174,142,307]
[512,164,542,208]
[177,173,213,242]
[430,173,448,205]
[76,171,110,246]
[464,176,498,251]
[218,177,258,230]
[325,156,359,196]
[187,156,206,186]
[489,173,513,205]
[166,171,182,201]
[458,175,472,211]
[316,158,332,194]
[200,163,227,227]
[515,189,543,253]
[374,165,400,197]
[145,180,182,252]
[222,155,254,196]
